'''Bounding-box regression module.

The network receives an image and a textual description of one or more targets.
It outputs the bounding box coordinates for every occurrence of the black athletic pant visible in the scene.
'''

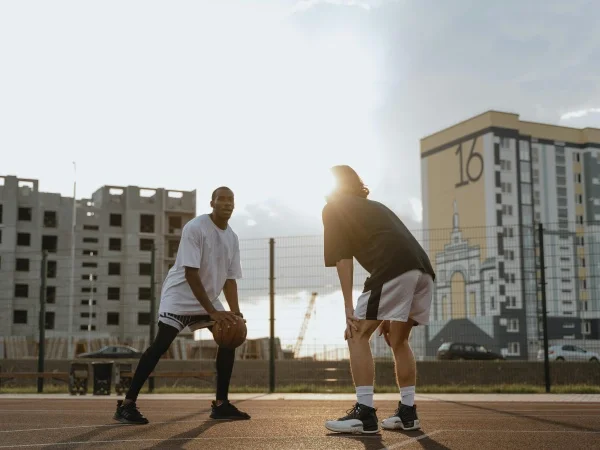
[125,321,235,402]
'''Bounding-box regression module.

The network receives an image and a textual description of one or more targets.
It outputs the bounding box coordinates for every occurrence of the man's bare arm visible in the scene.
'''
[223,279,241,315]
[184,267,237,323]
[184,267,216,313]
[336,258,354,310]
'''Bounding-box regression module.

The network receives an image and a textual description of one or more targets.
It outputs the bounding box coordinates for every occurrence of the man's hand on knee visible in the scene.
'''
[377,320,391,347]
[344,306,359,339]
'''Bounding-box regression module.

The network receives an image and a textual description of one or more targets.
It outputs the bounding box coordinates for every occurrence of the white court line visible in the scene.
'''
[379,430,444,449]
[1,429,600,448]
[0,436,329,448]
[450,429,600,434]
[0,419,209,433]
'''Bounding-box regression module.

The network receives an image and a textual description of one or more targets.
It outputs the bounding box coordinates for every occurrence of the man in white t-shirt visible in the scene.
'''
[113,186,251,425]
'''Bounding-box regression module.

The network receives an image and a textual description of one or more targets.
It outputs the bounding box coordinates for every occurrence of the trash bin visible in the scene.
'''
[92,361,113,395]
[69,363,89,395]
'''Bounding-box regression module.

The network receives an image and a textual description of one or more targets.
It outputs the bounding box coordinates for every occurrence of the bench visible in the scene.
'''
[0,372,71,390]
[117,370,215,394]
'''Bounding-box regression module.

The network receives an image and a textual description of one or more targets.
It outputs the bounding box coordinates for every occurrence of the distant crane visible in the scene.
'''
[293,292,318,358]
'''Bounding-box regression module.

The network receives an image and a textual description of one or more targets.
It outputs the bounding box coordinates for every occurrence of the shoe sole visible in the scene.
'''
[113,414,149,425]
[325,424,380,434]
[381,419,420,431]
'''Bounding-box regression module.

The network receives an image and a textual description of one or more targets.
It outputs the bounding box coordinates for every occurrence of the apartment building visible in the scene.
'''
[418,111,600,360]
[0,175,196,346]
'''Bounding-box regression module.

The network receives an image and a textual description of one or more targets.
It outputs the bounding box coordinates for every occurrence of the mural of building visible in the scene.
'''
[419,111,600,359]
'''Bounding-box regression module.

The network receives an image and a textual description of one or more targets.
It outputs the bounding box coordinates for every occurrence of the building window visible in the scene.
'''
[507,318,519,332]
[138,287,151,300]
[82,249,96,256]
[139,263,151,276]
[83,224,99,231]
[83,237,98,243]
[18,207,32,221]
[14,284,29,298]
[46,286,56,304]
[80,325,96,331]
[107,312,119,326]
[16,258,30,272]
[44,211,57,228]
[582,321,591,335]
[107,287,120,300]
[47,261,57,279]
[110,213,122,227]
[140,214,155,233]
[0,204,3,223]
[45,312,55,330]
[140,238,154,251]
[17,233,31,246]
[13,310,28,324]
[138,312,150,326]
[508,342,520,356]
[109,238,122,251]
[42,235,58,253]
[82,262,98,268]
[108,262,121,276]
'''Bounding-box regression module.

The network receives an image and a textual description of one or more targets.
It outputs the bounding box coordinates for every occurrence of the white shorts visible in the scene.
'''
[354,270,434,325]
[158,312,214,333]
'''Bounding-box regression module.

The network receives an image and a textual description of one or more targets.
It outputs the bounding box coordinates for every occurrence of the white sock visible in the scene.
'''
[356,385,374,408]
[400,385,415,407]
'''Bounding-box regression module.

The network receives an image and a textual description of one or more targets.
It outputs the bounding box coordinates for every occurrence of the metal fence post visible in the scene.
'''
[537,223,551,393]
[269,238,275,393]
[37,250,48,393]
[149,244,156,393]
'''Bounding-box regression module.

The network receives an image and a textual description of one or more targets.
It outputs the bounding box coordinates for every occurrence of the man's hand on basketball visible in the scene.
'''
[344,306,359,340]
[209,310,239,325]
[378,320,391,347]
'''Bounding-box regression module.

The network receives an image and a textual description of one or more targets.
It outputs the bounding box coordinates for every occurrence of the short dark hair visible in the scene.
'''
[330,165,369,198]
[211,186,233,201]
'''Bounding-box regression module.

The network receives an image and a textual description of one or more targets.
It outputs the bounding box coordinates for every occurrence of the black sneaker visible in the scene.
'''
[209,400,251,420]
[324,402,380,434]
[382,402,420,431]
[113,400,149,425]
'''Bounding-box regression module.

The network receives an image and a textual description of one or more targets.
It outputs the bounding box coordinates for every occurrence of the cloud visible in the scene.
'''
[560,108,600,121]
[290,0,402,15]
[291,0,373,14]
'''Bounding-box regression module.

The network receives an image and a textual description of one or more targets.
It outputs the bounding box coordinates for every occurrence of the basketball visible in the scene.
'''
[213,318,247,349]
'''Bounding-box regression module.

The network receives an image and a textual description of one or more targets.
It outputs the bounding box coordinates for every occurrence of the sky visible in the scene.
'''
[2,0,600,240]
[3,0,600,356]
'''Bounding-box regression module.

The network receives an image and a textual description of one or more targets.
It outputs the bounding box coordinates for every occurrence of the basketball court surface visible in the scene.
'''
[1,393,599,449]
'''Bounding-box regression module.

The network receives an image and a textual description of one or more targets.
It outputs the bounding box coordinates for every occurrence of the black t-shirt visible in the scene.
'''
[322,194,436,293]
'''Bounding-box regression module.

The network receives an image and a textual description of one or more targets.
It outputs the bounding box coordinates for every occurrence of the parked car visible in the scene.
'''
[537,344,599,363]
[76,345,142,359]
[436,342,505,360]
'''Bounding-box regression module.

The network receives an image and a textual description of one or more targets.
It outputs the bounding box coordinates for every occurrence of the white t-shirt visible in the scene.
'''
[159,214,242,315]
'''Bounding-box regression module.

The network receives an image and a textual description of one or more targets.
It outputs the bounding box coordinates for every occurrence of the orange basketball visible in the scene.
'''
[213,318,247,349]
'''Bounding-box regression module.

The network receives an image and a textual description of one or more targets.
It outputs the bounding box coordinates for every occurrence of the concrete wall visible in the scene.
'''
[1,359,598,388]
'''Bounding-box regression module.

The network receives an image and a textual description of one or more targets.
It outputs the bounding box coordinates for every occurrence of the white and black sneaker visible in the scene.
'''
[325,402,380,434]
[382,402,420,431]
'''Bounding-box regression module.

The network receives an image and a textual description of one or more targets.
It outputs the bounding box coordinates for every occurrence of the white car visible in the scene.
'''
[537,344,599,363]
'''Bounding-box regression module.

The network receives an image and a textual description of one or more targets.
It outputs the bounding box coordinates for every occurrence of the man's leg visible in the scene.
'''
[113,321,179,424]
[347,319,382,407]
[208,328,250,420]
[389,320,417,405]
[380,319,421,431]
[324,319,381,434]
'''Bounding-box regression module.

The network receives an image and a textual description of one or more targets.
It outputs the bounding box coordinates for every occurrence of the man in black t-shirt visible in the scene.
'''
[322,165,435,435]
